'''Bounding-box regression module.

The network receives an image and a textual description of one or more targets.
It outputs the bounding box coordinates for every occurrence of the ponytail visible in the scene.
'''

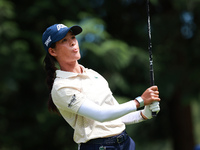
[44,52,59,114]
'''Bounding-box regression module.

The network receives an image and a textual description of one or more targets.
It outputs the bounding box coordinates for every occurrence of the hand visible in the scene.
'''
[141,102,160,119]
[141,86,160,106]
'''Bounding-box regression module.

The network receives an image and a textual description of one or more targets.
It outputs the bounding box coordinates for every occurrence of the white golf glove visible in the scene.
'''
[141,102,160,119]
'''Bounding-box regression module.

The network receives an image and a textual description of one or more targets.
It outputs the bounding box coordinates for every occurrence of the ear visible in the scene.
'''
[48,47,57,57]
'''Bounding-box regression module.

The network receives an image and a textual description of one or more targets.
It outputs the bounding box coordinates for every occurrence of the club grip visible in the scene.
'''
[150,73,156,117]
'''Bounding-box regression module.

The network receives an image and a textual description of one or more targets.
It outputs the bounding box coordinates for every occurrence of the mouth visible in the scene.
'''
[73,48,79,52]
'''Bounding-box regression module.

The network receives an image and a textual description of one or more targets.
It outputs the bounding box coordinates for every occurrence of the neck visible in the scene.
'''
[60,61,82,73]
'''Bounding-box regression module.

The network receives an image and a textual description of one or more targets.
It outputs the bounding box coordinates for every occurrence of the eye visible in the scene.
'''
[62,38,67,42]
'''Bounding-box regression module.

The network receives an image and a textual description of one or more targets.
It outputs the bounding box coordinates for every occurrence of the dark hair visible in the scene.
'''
[44,43,59,114]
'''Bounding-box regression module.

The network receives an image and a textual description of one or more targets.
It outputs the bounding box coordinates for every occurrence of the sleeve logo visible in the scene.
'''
[68,94,77,108]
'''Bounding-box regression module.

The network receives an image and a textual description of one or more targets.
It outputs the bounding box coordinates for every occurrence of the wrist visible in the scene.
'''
[135,96,144,108]
[141,111,148,120]
[141,106,152,119]
[133,100,140,109]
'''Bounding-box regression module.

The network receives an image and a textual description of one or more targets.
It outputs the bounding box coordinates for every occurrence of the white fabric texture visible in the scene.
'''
[121,111,144,124]
[77,100,137,122]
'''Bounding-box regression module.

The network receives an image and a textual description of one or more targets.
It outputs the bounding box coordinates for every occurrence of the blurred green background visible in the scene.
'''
[0,0,200,150]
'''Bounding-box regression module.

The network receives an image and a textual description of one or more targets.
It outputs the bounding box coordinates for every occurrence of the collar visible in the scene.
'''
[56,65,86,79]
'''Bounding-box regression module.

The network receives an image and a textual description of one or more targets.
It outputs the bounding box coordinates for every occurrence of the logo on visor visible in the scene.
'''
[44,36,51,47]
[57,24,67,31]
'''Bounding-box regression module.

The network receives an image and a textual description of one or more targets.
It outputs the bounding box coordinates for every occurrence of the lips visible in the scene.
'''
[73,48,79,52]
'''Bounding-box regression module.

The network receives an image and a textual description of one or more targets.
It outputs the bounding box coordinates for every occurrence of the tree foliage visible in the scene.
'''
[0,0,200,149]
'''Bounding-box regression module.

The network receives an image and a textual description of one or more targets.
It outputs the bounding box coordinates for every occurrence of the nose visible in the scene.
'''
[71,39,76,47]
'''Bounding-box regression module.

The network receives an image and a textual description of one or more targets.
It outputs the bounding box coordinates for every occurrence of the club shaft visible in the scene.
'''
[147,0,157,117]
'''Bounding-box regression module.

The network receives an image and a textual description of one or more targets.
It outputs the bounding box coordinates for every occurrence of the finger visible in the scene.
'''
[149,90,159,97]
[150,101,159,106]
[150,92,159,98]
[150,102,160,112]
[154,91,159,95]
[153,95,159,98]
[152,97,161,101]
[152,107,160,112]
[150,86,158,91]
[150,102,159,108]
[150,105,159,111]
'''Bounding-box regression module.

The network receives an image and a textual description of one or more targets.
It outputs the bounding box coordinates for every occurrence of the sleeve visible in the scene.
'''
[77,99,137,122]
[51,84,86,113]
[121,111,145,125]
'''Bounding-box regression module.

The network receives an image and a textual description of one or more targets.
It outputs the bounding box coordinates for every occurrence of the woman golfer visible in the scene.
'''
[42,24,161,150]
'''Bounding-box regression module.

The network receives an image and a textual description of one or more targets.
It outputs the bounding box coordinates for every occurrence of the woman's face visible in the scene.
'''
[50,31,81,65]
